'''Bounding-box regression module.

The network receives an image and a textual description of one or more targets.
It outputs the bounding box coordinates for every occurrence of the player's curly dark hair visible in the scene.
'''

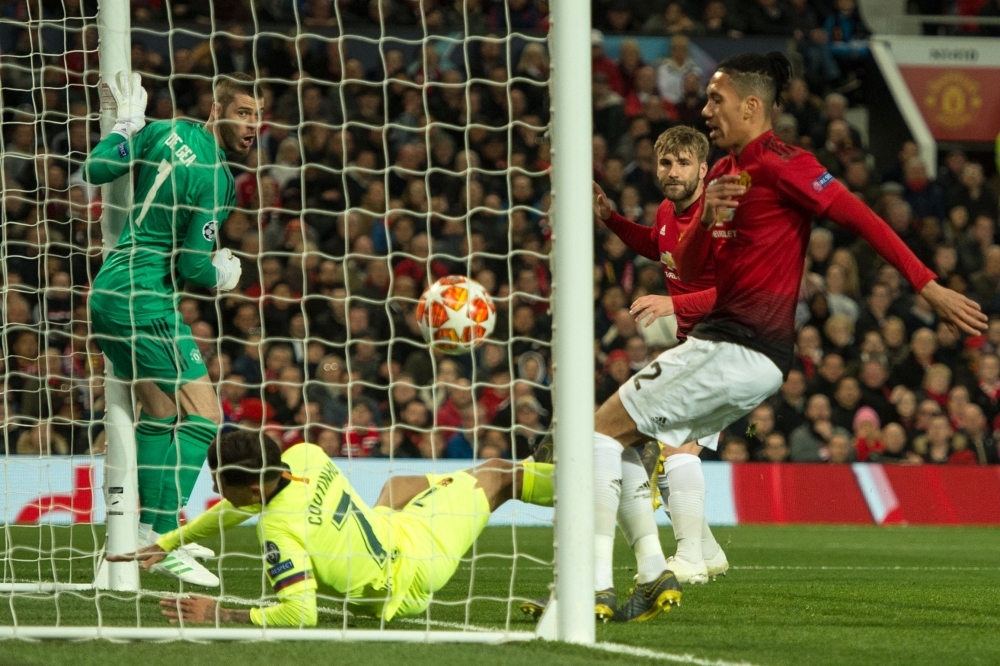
[208,430,283,487]
[716,51,792,113]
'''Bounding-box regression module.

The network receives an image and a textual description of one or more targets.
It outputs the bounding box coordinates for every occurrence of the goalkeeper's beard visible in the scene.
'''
[219,122,250,157]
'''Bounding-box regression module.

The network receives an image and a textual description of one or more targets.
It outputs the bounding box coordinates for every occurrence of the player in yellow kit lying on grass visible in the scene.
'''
[110,430,553,626]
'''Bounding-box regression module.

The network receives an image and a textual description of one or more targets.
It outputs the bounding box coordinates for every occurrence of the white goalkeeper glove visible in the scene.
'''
[106,70,147,139]
[212,249,242,291]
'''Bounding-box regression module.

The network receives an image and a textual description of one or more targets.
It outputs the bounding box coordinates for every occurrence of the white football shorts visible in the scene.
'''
[619,336,782,451]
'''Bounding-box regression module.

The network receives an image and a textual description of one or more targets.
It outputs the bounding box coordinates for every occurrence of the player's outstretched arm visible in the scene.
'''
[81,71,148,185]
[80,133,139,185]
[593,182,660,260]
[821,188,986,335]
[919,281,988,336]
[159,593,315,627]
[156,498,258,552]
[160,595,253,625]
[593,182,612,222]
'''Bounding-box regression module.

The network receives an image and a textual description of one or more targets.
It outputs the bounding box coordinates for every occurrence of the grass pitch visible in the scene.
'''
[2,524,999,666]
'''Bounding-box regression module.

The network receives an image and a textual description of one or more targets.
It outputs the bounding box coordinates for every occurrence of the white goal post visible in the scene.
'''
[0,0,594,645]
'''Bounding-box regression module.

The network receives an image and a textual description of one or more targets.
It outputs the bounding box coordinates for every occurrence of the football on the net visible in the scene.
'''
[416,276,497,354]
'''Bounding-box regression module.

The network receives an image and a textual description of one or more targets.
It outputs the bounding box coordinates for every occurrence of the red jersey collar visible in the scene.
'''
[659,190,704,222]
[735,129,776,165]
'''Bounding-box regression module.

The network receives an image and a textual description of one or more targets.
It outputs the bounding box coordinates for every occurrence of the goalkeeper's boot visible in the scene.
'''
[150,548,220,588]
[178,542,216,560]
[664,555,709,585]
[613,570,682,623]
[705,548,730,581]
[518,588,618,623]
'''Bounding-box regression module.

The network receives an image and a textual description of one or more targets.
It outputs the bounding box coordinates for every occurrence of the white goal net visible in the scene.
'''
[0,0,593,643]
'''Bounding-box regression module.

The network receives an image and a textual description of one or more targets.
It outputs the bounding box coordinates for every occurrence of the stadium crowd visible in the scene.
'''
[2,1,1000,465]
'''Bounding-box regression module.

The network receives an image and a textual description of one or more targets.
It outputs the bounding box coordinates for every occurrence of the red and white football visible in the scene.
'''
[416,276,497,354]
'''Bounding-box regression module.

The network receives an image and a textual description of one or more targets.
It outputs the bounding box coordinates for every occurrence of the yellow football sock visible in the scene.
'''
[520,462,554,507]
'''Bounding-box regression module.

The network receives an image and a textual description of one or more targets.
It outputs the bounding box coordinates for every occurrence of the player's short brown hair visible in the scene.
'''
[213,72,259,111]
[653,125,709,164]
[209,430,283,487]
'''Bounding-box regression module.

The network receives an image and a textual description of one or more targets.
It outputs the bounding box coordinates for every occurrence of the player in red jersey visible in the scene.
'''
[587,52,986,623]
[593,126,725,587]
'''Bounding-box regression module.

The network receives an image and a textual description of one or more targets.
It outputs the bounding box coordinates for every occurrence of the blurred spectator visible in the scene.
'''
[948,162,997,221]
[591,30,625,97]
[745,0,795,37]
[719,436,750,462]
[826,433,855,463]
[918,414,976,464]
[784,78,822,145]
[824,0,870,63]
[511,393,549,457]
[960,403,999,464]
[341,403,379,457]
[852,406,882,461]
[773,369,808,436]
[616,38,644,97]
[831,376,862,431]
[758,432,790,462]
[868,423,921,464]
[642,2,698,36]
[891,327,937,390]
[902,157,946,221]
[593,72,627,148]
[701,0,744,38]
[789,393,851,462]
[791,0,840,86]
[655,36,700,105]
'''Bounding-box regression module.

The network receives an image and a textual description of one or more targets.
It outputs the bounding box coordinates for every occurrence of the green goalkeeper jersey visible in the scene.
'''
[83,120,235,323]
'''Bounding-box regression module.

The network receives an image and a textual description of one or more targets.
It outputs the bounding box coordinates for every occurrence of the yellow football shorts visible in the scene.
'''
[391,471,491,617]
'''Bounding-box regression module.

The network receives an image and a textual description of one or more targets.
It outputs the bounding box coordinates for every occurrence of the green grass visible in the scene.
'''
[2,525,1000,666]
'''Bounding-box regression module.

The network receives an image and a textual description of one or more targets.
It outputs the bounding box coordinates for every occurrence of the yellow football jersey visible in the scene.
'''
[159,443,425,625]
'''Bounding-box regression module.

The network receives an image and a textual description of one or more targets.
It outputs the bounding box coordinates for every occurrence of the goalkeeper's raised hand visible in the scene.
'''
[213,249,242,291]
[107,70,147,139]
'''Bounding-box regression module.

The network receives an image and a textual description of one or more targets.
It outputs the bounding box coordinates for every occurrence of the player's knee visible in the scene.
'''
[594,394,643,447]
[479,458,515,475]
[662,441,701,458]
[473,458,515,489]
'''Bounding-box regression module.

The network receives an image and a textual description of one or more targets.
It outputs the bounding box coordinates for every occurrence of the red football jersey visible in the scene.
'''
[691,130,934,373]
[603,197,716,338]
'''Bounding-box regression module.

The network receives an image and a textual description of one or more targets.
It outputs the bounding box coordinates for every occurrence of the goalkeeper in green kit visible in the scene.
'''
[84,71,260,586]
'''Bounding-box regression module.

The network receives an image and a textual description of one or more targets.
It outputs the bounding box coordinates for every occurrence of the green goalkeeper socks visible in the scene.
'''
[152,414,217,534]
[520,462,554,507]
[136,412,176,528]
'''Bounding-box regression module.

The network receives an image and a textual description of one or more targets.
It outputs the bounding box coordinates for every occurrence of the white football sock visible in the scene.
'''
[701,516,721,561]
[138,522,153,546]
[664,453,705,564]
[593,432,624,591]
[618,446,666,584]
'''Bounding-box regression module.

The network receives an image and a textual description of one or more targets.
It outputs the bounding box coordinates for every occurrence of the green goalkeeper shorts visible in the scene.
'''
[91,308,207,393]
